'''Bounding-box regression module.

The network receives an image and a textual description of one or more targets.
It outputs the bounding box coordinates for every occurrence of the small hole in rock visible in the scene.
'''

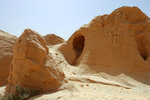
[141,55,148,60]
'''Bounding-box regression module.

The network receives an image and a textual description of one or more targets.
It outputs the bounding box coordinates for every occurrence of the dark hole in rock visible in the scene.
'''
[72,35,85,65]
[135,34,149,61]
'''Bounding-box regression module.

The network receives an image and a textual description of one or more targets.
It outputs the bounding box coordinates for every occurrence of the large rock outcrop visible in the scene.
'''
[0,30,17,86]
[60,6,150,73]
[3,6,150,100]
[6,29,65,93]
[44,34,64,45]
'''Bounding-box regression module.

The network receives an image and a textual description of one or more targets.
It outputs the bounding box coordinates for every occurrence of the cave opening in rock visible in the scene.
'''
[72,35,85,65]
[136,34,149,61]
[138,45,149,61]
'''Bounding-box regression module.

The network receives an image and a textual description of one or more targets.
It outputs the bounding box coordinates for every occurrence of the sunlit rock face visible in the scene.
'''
[61,6,150,73]
[44,34,64,45]
[6,29,65,93]
[2,6,150,100]
[0,30,17,86]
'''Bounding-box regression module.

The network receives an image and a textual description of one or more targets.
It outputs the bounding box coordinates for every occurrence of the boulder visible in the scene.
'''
[6,29,65,93]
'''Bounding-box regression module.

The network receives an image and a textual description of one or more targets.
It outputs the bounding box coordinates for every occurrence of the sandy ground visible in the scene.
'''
[0,86,5,98]
[29,81,150,100]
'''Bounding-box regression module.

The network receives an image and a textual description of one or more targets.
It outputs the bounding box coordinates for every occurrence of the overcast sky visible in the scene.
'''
[0,0,150,40]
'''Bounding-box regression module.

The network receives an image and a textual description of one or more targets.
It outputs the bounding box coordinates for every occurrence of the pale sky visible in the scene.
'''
[0,0,150,40]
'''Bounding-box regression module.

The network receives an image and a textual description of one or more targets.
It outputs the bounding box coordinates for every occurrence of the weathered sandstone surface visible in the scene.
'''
[61,6,150,73]
[0,30,17,86]
[44,34,64,45]
[1,6,150,100]
[6,29,65,93]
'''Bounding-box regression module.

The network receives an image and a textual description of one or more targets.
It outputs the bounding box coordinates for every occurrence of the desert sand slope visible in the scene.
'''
[3,6,150,100]
[0,30,17,86]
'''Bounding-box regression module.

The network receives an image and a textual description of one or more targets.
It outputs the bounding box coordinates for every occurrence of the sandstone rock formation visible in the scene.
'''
[6,29,65,93]
[3,6,150,99]
[44,34,64,45]
[0,30,17,86]
[61,6,150,73]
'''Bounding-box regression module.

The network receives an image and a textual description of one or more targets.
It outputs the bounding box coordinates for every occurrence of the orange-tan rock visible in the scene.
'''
[6,29,65,93]
[2,6,150,100]
[61,6,150,73]
[44,34,64,45]
[0,30,17,86]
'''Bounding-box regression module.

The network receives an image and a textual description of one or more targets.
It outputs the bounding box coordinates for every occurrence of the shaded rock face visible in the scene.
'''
[0,30,17,86]
[44,34,65,45]
[60,6,150,72]
[6,29,65,93]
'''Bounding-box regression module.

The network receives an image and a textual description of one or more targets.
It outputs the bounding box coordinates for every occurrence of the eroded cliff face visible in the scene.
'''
[0,30,17,86]
[6,29,65,93]
[61,6,150,73]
